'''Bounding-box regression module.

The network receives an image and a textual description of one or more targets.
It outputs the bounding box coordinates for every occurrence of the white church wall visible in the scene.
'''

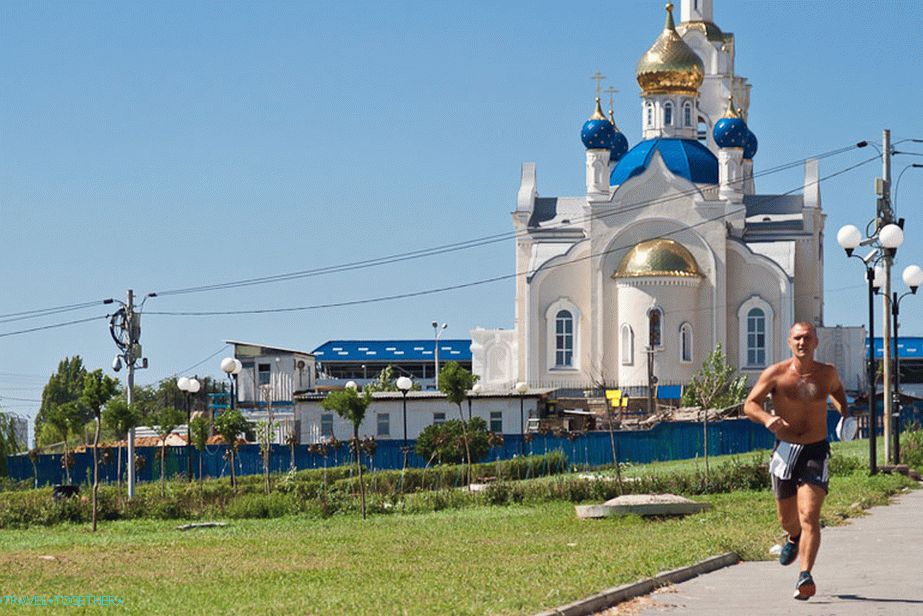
[816,326,866,393]
[470,327,517,389]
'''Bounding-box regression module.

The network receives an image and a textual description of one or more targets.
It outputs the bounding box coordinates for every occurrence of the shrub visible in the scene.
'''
[901,426,923,472]
[415,418,489,465]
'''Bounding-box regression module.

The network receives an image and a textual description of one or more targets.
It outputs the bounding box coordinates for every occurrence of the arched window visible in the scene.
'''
[737,296,774,369]
[620,323,634,365]
[546,299,580,371]
[663,102,673,126]
[648,307,663,348]
[697,118,708,141]
[746,308,766,367]
[683,101,693,127]
[646,102,654,127]
[555,310,574,367]
[680,322,693,363]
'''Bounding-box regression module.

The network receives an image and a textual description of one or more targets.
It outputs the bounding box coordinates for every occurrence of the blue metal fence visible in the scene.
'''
[7,409,920,487]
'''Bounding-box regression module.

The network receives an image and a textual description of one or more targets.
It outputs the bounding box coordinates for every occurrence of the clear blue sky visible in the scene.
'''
[2,1,922,432]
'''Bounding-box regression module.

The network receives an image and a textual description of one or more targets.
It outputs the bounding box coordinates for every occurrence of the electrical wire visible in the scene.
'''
[0,300,108,324]
[172,345,231,377]
[0,315,108,339]
[147,155,879,318]
[151,143,866,298]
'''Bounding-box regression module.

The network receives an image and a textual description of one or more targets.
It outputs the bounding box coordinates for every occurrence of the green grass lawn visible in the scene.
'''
[1,438,915,615]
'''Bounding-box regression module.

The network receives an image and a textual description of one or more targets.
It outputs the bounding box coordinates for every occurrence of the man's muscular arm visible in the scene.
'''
[827,367,849,418]
[744,364,790,436]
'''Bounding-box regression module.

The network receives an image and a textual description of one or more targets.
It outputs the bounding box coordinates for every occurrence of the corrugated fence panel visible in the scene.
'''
[8,409,921,487]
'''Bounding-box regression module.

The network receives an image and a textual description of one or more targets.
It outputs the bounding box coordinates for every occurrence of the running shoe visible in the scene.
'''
[793,571,816,600]
[779,537,799,566]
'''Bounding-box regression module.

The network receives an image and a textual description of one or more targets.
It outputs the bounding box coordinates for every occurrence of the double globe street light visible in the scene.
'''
[396,376,413,470]
[220,357,243,411]
[837,221,911,471]
[177,376,201,481]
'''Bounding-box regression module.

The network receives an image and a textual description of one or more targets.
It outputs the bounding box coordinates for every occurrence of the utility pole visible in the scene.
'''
[107,289,148,499]
[879,129,894,464]
[646,347,658,415]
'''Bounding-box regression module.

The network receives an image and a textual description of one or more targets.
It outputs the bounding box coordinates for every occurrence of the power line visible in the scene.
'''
[0,315,108,339]
[147,155,879,318]
[0,300,108,322]
[151,142,866,298]
[172,345,231,377]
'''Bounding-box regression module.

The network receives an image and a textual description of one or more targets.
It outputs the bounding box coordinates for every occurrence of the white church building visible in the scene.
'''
[472,1,865,394]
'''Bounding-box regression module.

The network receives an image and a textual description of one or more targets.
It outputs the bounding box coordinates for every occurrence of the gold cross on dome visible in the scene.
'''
[590,71,606,96]
[604,86,620,109]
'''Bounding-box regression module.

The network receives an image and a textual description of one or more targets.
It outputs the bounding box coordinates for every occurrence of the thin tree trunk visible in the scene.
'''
[456,403,472,487]
[607,407,623,495]
[160,441,166,498]
[703,409,710,480]
[355,428,366,519]
[92,415,101,532]
[198,450,203,483]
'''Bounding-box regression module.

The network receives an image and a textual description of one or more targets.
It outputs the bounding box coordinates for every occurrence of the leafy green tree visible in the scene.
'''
[189,415,210,482]
[214,409,251,492]
[438,361,478,485]
[153,406,185,497]
[415,418,489,466]
[681,344,747,477]
[36,356,88,446]
[102,397,140,491]
[681,344,748,410]
[322,388,372,519]
[0,410,24,477]
[80,370,119,532]
[45,400,87,484]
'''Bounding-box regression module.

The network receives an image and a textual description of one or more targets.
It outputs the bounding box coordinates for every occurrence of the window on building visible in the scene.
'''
[747,308,767,367]
[680,323,693,363]
[490,411,503,433]
[646,102,654,127]
[620,323,634,365]
[697,118,708,141]
[683,102,693,126]
[555,310,574,367]
[377,413,390,437]
[433,412,446,425]
[320,413,333,437]
[663,101,673,126]
[258,363,271,386]
[648,307,663,348]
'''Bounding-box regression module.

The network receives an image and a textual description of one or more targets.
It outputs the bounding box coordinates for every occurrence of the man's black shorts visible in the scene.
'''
[771,439,830,500]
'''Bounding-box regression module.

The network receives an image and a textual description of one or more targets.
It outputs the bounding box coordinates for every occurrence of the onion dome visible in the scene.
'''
[636,3,704,96]
[581,97,616,150]
[610,138,718,185]
[712,97,748,148]
[608,108,629,163]
[614,238,701,278]
[743,127,758,159]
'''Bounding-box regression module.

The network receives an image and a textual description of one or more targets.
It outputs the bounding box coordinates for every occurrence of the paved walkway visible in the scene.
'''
[630,485,923,615]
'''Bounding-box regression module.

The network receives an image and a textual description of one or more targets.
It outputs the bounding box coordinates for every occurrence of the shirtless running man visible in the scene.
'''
[744,321,849,600]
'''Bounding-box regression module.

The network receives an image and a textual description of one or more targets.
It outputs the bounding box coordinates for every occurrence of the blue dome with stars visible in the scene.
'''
[713,116,748,148]
[743,127,758,159]
[609,130,629,163]
[581,97,616,150]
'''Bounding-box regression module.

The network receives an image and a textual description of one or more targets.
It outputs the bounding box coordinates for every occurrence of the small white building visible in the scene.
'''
[295,389,546,443]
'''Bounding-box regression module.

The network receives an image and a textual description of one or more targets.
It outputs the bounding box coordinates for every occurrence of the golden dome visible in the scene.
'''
[676,20,725,44]
[636,3,704,96]
[614,238,701,278]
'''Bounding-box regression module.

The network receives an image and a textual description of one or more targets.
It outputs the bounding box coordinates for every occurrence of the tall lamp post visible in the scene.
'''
[515,381,528,456]
[177,376,200,481]
[431,321,447,390]
[396,376,413,470]
[891,264,923,464]
[837,222,905,472]
[220,357,242,411]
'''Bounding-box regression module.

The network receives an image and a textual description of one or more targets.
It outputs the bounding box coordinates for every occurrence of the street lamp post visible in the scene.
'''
[838,222,905,472]
[220,357,242,411]
[177,376,201,481]
[515,381,528,456]
[431,321,447,390]
[891,264,923,463]
[397,376,413,470]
